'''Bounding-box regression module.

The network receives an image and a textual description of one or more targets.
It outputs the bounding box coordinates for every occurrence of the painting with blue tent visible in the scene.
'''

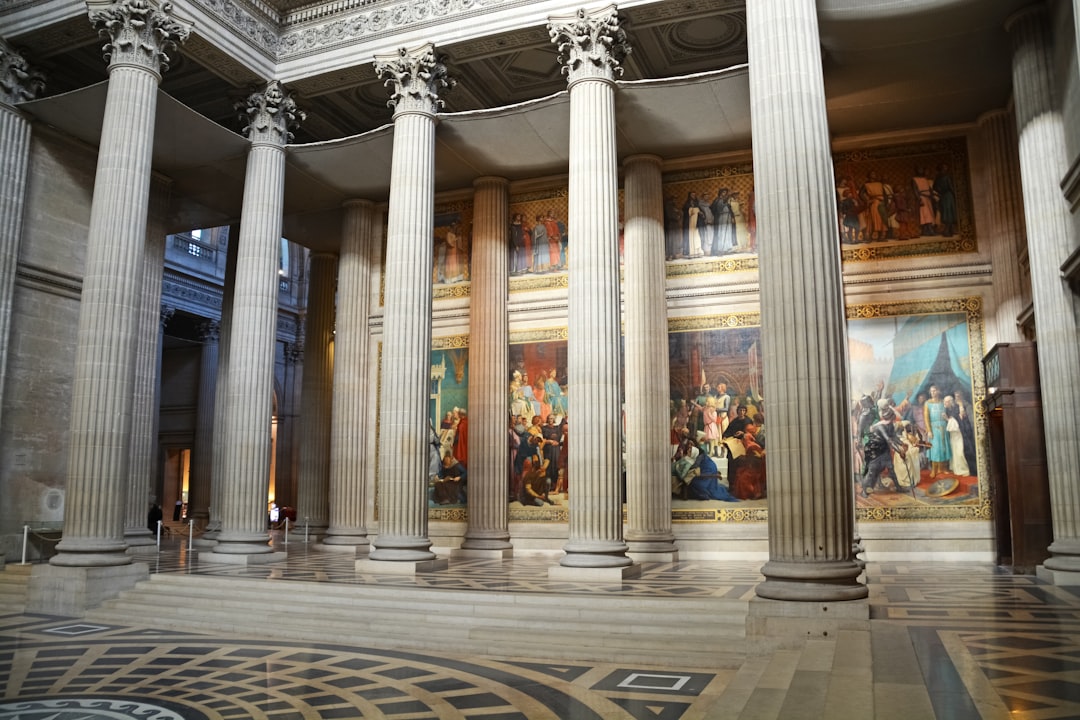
[848,305,984,512]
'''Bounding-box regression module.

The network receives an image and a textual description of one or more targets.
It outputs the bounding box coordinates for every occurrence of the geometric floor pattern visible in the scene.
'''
[3,546,1080,718]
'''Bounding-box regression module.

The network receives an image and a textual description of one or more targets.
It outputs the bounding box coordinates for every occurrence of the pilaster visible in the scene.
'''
[0,39,44,435]
[746,0,865,601]
[622,154,677,562]
[547,5,635,575]
[189,319,220,527]
[458,176,513,556]
[1007,6,1080,576]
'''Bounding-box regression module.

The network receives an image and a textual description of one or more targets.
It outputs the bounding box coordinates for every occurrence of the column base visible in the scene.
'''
[548,563,642,582]
[126,544,159,556]
[192,538,218,549]
[198,550,287,565]
[27,562,149,616]
[356,557,449,575]
[1036,565,1080,585]
[756,560,868,602]
[627,550,679,563]
[452,548,513,560]
[315,542,370,556]
[746,595,870,652]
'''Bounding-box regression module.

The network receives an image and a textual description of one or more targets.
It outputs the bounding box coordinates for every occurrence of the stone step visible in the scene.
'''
[0,565,31,613]
[85,573,751,667]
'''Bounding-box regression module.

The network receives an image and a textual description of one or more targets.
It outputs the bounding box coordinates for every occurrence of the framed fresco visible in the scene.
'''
[427,335,470,521]
[835,137,976,262]
[508,188,569,294]
[661,163,758,279]
[847,297,989,521]
[433,200,474,300]
[668,314,768,523]
[508,328,569,522]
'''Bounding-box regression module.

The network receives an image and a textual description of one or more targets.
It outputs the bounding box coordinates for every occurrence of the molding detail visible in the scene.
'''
[89,0,193,74]
[548,4,629,85]
[374,43,454,117]
[237,79,304,144]
[189,0,281,56]
[14,262,82,300]
[0,38,45,106]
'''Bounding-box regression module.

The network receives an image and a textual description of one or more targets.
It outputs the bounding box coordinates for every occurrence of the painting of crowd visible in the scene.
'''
[668,326,766,505]
[848,310,981,508]
[508,194,569,276]
[662,170,756,262]
[507,341,569,511]
[833,140,971,250]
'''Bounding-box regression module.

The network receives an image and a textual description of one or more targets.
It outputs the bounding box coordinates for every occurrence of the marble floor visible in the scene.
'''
[2,541,1079,719]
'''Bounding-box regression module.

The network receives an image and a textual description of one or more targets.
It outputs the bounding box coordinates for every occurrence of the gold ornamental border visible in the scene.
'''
[847,296,991,522]
[669,312,760,334]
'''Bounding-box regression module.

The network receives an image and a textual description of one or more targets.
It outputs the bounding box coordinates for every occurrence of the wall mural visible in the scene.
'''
[661,163,758,279]
[835,137,975,262]
[508,188,570,294]
[427,335,469,522]
[508,328,569,522]
[847,297,989,521]
[433,200,473,300]
[668,315,767,523]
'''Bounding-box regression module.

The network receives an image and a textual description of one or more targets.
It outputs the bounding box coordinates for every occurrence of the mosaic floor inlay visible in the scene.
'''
[2,543,1080,718]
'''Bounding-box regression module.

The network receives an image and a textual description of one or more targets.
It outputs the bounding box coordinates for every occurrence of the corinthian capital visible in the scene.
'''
[374,43,455,118]
[89,0,192,75]
[237,80,305,145]
[548,4,630,86]
[0,39,45,106]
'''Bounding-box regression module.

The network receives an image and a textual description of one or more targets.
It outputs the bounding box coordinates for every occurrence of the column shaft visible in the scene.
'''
[461,177,513,551]
[623,155,677,558]
[562,73,629,568]
[371,109,438,562]
[295,253,337,537]
[189,320,220,526]
[1009,8,1080,573]
[124,181,169,547]
[215,143,286,554]
[747,0,865,600]
[53,65,160,566]
[324,201,375,549]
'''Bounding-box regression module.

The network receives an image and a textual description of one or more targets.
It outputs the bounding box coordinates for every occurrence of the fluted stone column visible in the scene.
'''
[295,253,337,540]
[203,81,303,562]
[47,0,190,570]
[200,225,238,545]
[0,40,44,437]
[746,0,866,602]
[1008,7,1080,583]
[457,177,513,557]
[979,110,1027,345]
[623,155,678,562]
[188,319,220,528]
[124,179,170,550]
[360,44,453,572]
[323,201,376,553]
[548,6,636,577]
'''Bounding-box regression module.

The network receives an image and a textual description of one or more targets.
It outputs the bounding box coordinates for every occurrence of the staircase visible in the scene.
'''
[0,564,31,614]
[85,573,749,667]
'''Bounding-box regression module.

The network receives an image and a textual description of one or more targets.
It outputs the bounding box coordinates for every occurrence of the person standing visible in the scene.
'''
[923,384,951,478]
